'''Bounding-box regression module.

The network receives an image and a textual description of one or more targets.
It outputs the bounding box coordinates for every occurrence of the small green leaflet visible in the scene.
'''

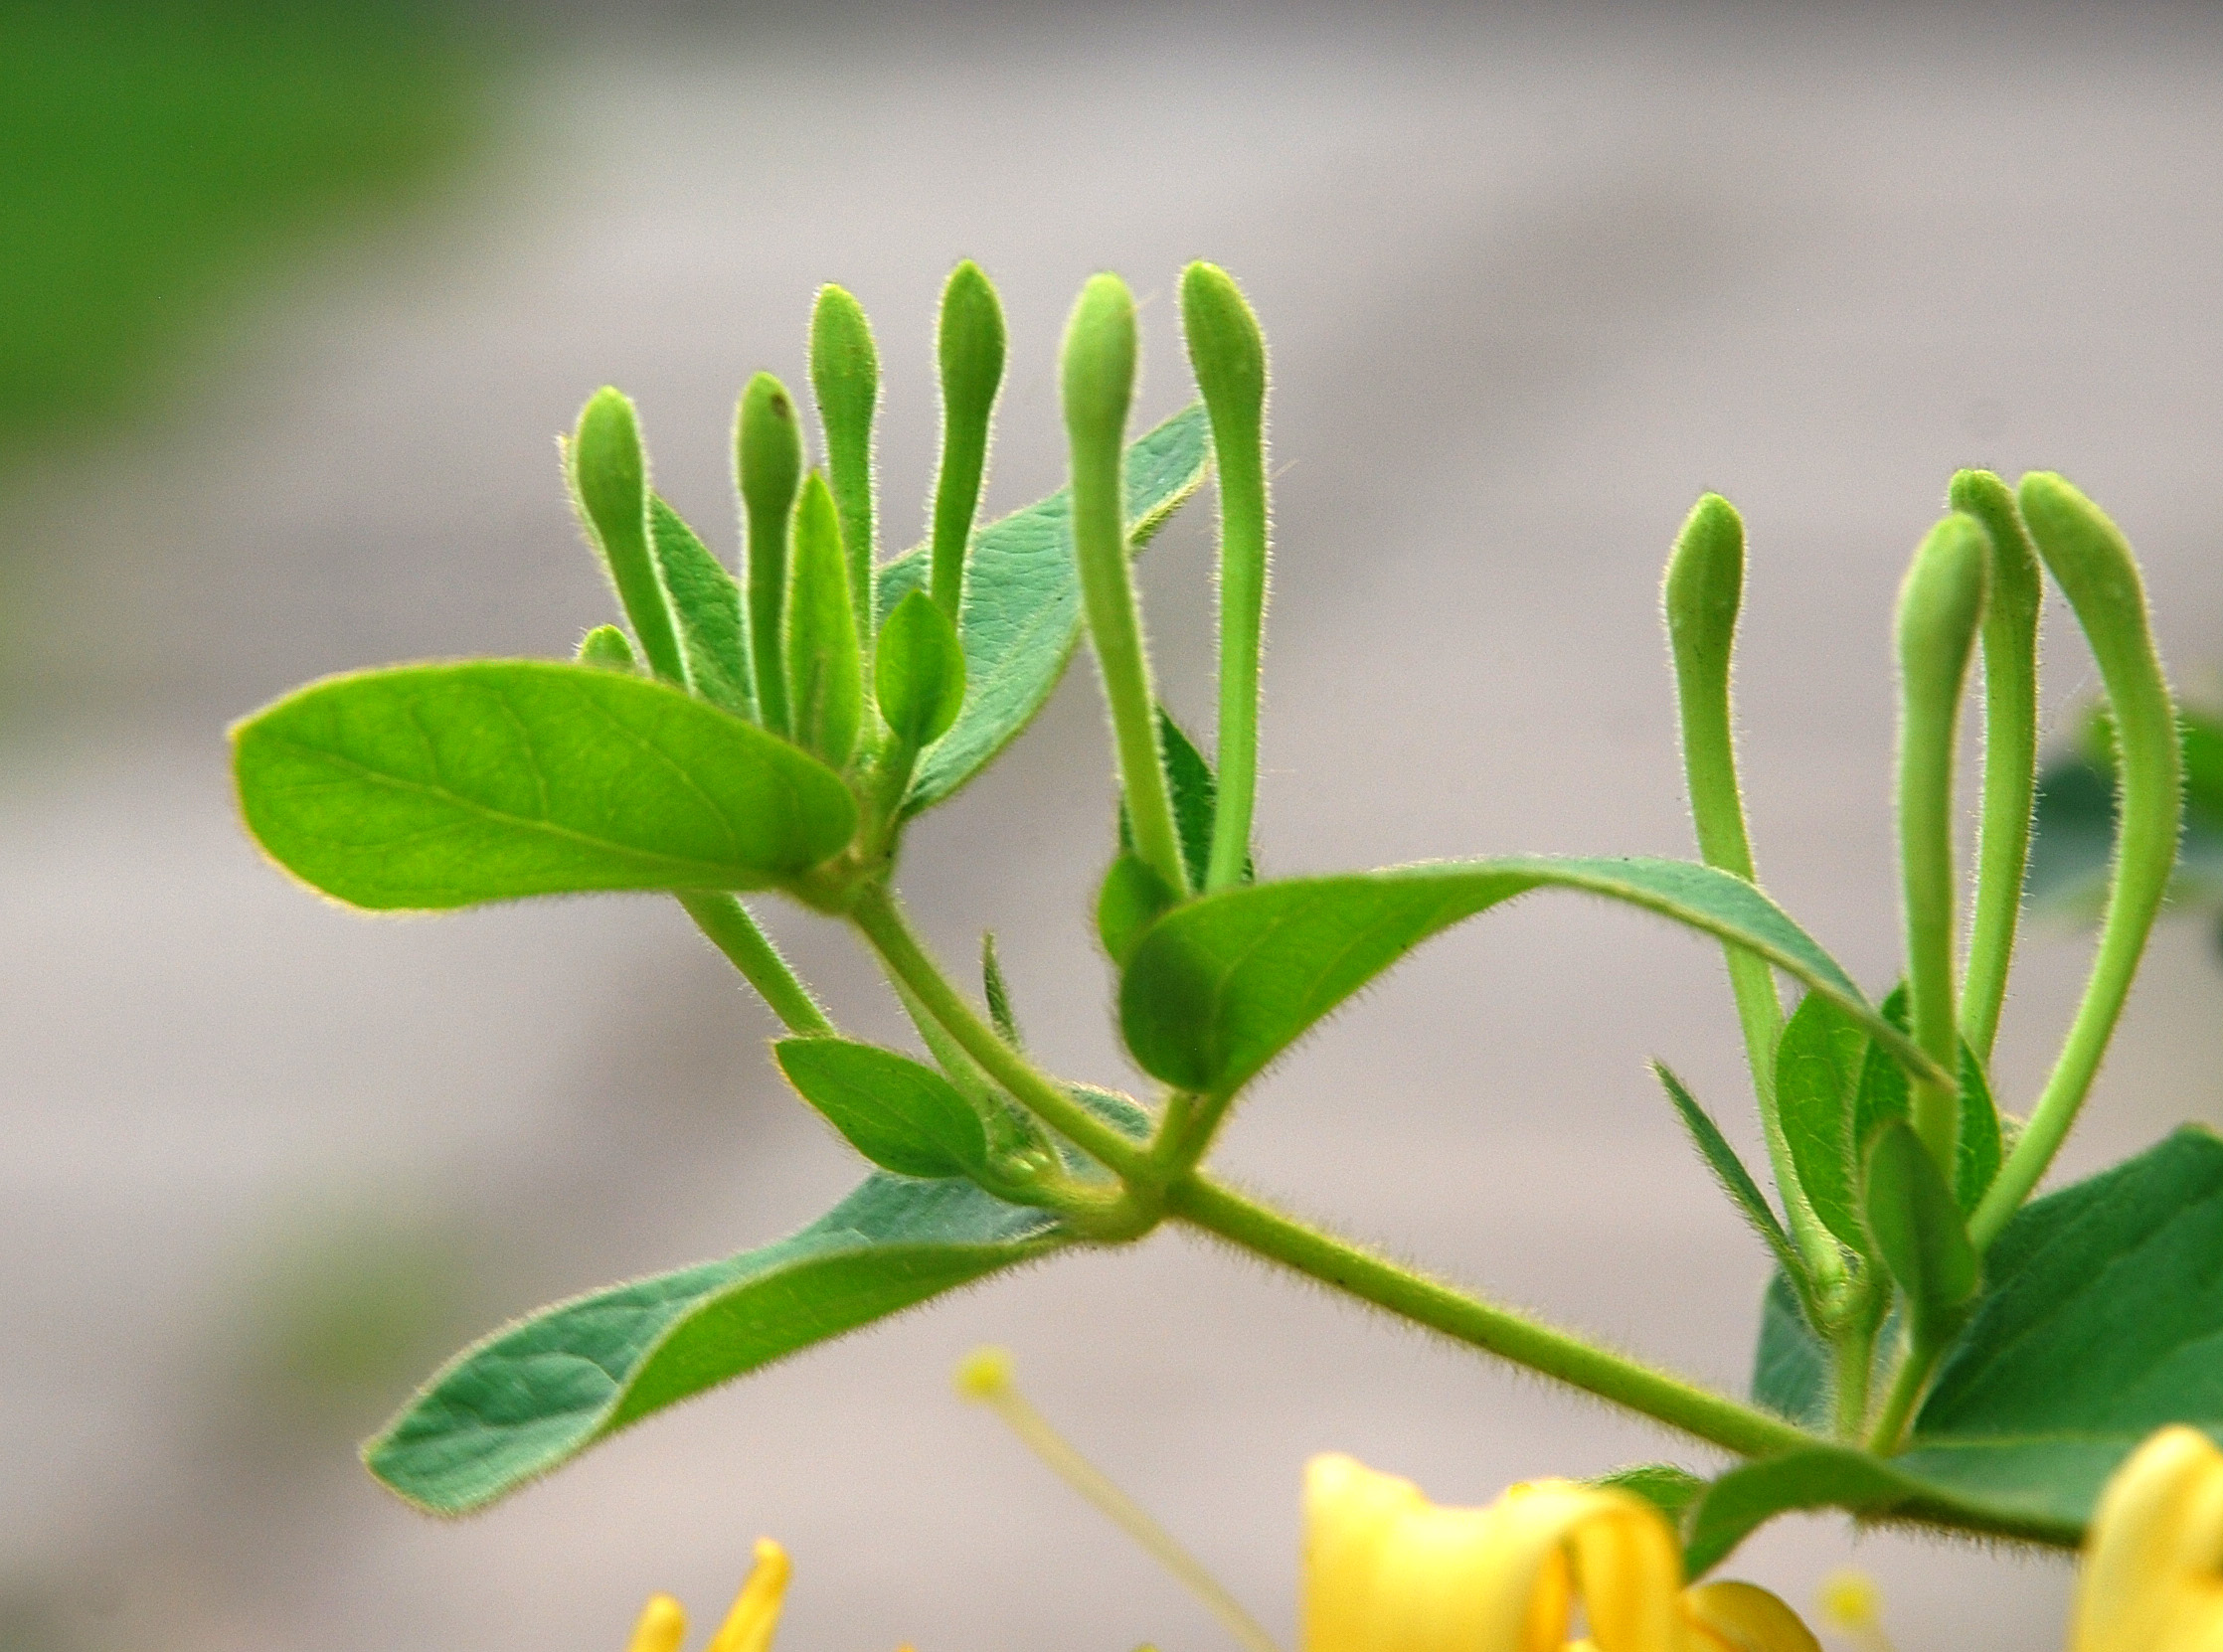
[1117,706,1252,892]
[877,403,1209,813]
[365,1174,1066,1515]
[1862,1119,1978,1347]
[1680,1447,1924,1577]
[649,495,754,720]
[1750,1126,2223,1548]
[1774,992,1870,1256]
[1591,1462,1705,1528]
[773,1037,990,1181]
[1118,857,1934,1099]
[233,660,855,909]
[1652,1064,1803,1289]
[1848,987,2000,1218]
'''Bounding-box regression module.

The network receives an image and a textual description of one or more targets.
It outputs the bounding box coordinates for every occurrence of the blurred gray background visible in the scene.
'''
[6,4,2223,1648]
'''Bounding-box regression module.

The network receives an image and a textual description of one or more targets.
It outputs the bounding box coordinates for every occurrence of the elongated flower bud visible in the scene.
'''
[931,259,1006,622]
[571,388,685,686]
[738,372,804,735]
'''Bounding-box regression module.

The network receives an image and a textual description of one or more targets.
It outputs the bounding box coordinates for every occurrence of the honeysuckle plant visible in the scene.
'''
[232,257,2218,1590]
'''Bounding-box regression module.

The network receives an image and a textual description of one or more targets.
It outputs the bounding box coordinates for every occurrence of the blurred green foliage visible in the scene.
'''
[0,0,489,461]
[2027,698,2223,953]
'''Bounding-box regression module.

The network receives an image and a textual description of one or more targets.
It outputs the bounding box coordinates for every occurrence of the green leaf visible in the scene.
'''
[1863,1119,1979,1346]
[1591,1463,1705,1528]
[2025,755,2119,915]
[1652,1063,1803,1287]
[980,933,1023,1051]
[648,495,754,721]
[233,660,856,909]
[1751,1271,1830,1429]
[784,472,863,769]
[364,1173,1066,1514]
[877,403,1210,813]
[1753,1125,2223,1545]
[1774,991,1871,1256]
[773,1038,989,1180]
[1118,706,1250,892]
[576,624,636,672]
[1118,857,1932,1099]
[875,588,965,750]
[1680,1446,1919,1577]
[1098,853,1177,968]
[1849,986,2000,1216]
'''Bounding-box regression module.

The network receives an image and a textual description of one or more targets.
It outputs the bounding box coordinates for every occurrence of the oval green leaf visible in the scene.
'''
[363,1173,1063,1515]
[876,403,1209,813]
[773,1037,989,1180]
[1118,857,1936,1098]
[233,659,855,909]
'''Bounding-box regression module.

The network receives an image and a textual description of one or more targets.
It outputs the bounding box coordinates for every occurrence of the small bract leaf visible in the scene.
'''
[1098,853,1177,968]
[577,624,635,672]
[875,588,965,749]
[649,495,754,721]
[1117,708,1249,892]
[1774,991,1870,1255]
[784,471,862,768]
[233,661,855,909]
[773,1038,989,1180]
[1118,857,1928,1099]
[1863,1118,1979,1347]
[1851,985,2002,1216]
[1590,1463,1706,1529]
[876,405,1210,812]
[980,933,1022,1051]
[1652,1063,1804,1289]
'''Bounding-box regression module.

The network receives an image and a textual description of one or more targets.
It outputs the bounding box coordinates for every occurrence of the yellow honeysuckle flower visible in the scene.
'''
[2072,1424,2223,1651]
[1302,1453,1817,1652]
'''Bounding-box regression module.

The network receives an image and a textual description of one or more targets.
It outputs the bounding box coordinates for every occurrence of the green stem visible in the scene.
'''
[849,882,1147,1180]
[1662,496,1833,1283]
[1063,274,1186,898]
[1829,1283,1886,1441]
[1896,514,1989,1177]
[1167,1172,1814,1459]
[1181,263,1270,896]
[677,892,834,1036]
[1865,1335,1936,1454]
[1950,472,2042,1066]
[1970,476,2181,1250]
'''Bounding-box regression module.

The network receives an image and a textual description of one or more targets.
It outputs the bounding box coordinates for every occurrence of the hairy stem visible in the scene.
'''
[1168,1172,1814,1460]
[1865,1335,1937,1454]
[849,882,1147,1180]
[1970,476,2181,1249]
[677,892,834,1036]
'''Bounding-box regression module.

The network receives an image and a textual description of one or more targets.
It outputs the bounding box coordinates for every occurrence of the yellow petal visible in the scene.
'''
[1301,1454,1683,1652]
[626,1592,689,1652]
[1680,1581,1821,1652]
[2074,1426,2223,1652]
[706,1538,793,1652]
